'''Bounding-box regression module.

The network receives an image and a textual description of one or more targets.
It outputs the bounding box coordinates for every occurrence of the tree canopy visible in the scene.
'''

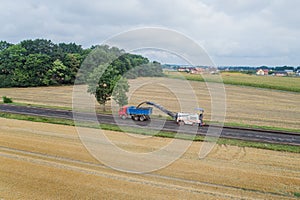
[0,39,164,109]
[0,39,89,87]
[86,47,164,109]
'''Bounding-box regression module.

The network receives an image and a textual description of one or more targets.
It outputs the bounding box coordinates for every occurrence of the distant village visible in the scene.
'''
[162,64,300,77]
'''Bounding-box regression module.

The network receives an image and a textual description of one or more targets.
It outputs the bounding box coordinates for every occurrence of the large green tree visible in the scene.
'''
[44,59,71,85]
[112,77,129,107]
[20,54,52,86]
[20,39,55,56]
[87,64,120,111]
[62,53,83,83]
[87,48,163,110]
[0,44,27,87]
[0,41,12,51]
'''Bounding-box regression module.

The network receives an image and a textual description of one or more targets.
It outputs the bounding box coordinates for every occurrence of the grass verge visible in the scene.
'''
[6,102,72,111]
[223,122,300,133]
[0,112,299,153]
[294,192,300,198]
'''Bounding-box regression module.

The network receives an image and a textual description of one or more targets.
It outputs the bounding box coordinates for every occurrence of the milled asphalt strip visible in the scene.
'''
[0,104,300,145]
[0,146,294,200]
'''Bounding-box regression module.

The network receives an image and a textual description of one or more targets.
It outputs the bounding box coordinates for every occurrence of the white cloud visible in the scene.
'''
[0,0,299,65]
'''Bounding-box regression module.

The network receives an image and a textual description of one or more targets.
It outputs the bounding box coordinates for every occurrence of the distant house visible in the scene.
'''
[285,70,295,76]
[256,69,269,76]
[177,67,190,72]
[274,71,288,77]
[190,67,205,74]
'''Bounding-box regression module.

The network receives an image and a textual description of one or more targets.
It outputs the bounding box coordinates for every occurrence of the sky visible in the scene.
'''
[0,0,299,66]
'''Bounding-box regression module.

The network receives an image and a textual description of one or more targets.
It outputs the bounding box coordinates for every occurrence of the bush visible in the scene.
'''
[2,96,13,103]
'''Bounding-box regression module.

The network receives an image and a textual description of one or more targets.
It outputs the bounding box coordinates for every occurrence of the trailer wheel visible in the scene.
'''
[178,121,184,126]
[139,115,146,121]
[132,115,139,121]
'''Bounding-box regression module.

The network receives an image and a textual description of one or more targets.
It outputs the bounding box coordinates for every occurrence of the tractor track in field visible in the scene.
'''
[0,104,300,146]
[2,124,299,177]
[0,145,296,200]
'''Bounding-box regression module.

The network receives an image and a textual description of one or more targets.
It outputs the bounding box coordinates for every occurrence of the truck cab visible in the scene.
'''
[118,106,129,119]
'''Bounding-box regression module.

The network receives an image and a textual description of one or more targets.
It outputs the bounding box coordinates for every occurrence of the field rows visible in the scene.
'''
[166,71,300,92]
[0,118,299,199]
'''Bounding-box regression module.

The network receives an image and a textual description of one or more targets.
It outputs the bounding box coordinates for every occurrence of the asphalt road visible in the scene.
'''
[1,104,299,145]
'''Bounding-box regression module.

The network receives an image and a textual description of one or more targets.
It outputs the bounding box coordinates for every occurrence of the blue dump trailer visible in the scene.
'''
[119,106,152,121]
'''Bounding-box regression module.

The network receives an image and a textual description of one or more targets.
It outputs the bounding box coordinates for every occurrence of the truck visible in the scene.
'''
[118,106,152,121]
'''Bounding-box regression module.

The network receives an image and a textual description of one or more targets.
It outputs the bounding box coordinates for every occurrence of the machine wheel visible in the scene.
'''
[139,115,146,121]
[121,115,127,120]
[178,121,184,126]
[132,115,139,121]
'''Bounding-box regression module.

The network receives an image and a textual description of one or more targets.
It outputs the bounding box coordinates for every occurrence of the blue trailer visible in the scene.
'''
[119,106,152,121]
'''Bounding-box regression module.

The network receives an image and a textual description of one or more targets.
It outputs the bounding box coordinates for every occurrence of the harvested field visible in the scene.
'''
[0,118,299,199]
[0,77,299,129]
[167,71,300,92]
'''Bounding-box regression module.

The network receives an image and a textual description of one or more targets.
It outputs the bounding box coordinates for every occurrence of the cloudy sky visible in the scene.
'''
[1,0,299,66]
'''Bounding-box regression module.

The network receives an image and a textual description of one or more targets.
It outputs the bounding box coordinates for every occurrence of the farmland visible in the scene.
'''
[0,118,299,199]
[0,75,299,199]
[0,77,299,130]
[166,71,300,92]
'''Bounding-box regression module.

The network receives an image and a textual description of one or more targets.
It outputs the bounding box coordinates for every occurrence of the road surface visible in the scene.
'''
[0,104,299,145]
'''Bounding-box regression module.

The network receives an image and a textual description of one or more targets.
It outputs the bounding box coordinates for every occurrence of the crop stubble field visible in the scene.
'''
[0,77,299,129]
[1,76,299,198]
[0,118,299,199]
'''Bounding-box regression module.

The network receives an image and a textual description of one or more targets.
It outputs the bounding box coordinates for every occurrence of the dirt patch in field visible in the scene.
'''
[0,118,299,199]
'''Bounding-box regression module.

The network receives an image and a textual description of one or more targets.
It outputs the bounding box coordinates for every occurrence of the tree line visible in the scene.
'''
[0,39,164,108]
[0,39,163,88]
[0,39,89,87]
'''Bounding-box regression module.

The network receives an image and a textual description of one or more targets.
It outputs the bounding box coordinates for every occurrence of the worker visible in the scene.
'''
[199,112,203,127]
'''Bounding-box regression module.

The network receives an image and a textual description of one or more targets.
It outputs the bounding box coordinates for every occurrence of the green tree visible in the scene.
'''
[63,53,83,83]
[80,45,123,82]
[20,39,55,56]
[86,48,164,110]
[23,54,52,86]
[110,53,148,75]
[87,64,119,111]
[112,77,129,107]
[0,39,91,88]
[0,44,27,87]
[44,59,71,85]
[0,41,12,51]
[58,42,83,54]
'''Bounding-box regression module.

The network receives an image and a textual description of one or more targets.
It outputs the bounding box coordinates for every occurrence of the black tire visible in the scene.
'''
[139,115,146,121]
[133,115,139,121]
[178,121,184,126]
